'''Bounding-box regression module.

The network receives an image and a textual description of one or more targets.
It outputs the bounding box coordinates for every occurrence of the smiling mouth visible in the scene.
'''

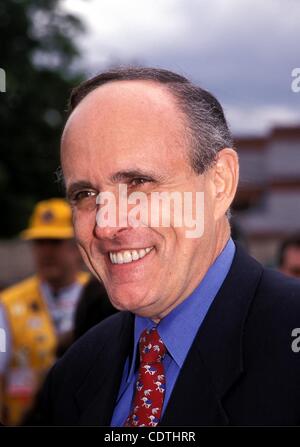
[109,247,154,265]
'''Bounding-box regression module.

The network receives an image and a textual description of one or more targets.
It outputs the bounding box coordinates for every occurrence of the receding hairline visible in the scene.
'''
[61,78,190,148]
[67,78,186,121]
[68,66,190,111]
[62,66,233,176]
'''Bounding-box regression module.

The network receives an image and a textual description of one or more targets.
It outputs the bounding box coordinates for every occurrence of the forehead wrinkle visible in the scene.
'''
[110,168,166,184]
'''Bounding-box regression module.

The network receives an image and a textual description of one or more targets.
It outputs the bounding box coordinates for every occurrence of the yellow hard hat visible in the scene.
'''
[20,198,74,240]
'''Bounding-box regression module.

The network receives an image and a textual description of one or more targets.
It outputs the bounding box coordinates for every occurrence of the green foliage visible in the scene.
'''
[0,0,85,237]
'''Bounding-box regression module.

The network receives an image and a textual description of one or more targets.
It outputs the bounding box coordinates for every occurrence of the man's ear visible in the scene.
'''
[211,148,239,220]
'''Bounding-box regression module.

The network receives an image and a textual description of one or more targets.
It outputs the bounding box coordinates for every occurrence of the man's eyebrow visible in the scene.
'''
[110,169,163,183]
[66,181,95,198]
[66,170,165,198]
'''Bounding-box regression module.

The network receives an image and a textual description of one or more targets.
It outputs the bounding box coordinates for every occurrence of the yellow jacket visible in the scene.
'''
[0,272,89,425]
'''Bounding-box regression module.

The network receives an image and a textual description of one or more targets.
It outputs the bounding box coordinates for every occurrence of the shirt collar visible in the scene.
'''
[127,238,236,382]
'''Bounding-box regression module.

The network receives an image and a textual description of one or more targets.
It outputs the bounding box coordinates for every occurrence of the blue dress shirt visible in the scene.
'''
[110,238,235,426]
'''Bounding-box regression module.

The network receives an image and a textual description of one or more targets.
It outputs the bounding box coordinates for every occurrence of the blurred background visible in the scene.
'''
[1,0,300,287]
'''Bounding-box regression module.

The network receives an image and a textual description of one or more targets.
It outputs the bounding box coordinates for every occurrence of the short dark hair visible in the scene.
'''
[68,66,234,174]
[278,233,300,267]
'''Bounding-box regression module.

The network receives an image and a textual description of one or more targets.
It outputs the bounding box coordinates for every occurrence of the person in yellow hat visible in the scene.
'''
[0,199,90,425]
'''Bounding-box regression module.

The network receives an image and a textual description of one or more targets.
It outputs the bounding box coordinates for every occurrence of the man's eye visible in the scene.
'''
[130,178,149,187]
[70,190,97,210]
[75,190,96,200]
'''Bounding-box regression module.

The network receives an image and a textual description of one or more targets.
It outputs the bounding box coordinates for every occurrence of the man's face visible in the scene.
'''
[32,238,80,285]
[281,245,300,278]
[61,81,220,320]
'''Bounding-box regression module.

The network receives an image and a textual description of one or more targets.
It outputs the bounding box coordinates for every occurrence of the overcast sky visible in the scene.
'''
[63,0,300,136]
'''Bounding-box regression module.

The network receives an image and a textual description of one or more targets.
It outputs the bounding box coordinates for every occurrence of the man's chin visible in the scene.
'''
[108,290,156,316]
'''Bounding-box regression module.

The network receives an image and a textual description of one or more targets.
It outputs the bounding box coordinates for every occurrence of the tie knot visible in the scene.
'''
[139,327,166,364]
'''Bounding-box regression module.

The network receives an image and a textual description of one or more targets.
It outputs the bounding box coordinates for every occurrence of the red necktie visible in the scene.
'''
[124,327,166,427]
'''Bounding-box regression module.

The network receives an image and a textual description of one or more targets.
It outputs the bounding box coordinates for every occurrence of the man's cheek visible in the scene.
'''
[73,212,94,241]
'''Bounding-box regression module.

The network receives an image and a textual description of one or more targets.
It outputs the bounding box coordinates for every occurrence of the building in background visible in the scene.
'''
[233,125,300,265]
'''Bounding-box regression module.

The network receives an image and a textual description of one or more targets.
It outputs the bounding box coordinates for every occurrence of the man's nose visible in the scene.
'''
[93,188,132,240]
[93,207,130,241]
[93,222,129,241]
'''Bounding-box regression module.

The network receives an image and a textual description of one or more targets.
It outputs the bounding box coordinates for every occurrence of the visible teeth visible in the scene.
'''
[109,247,153,264]
[139,249,146,258]
[117,252,124,264]
[123,250,132,263]
[131,250,139,261]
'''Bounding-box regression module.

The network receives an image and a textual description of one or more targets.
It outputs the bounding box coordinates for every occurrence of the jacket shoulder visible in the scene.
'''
[53,311,131,381]
[244,267,300,357]
[254,267,300,315]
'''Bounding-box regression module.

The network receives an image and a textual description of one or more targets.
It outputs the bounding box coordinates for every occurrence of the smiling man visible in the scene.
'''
[28,67,300,426]
[62,72,236,323]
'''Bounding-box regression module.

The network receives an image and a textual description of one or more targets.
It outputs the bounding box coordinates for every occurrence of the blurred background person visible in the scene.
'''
[0,198,90,425]
[278,233,300,279]
[22,277,118,426]
[73,277,118,342]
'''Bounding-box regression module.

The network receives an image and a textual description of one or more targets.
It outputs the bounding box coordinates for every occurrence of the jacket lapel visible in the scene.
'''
[160,344,229,426]
[160,244,263,426]
[76,312,134,426]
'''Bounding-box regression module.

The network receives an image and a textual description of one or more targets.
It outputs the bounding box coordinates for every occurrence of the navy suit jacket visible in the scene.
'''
[27,244,300,426]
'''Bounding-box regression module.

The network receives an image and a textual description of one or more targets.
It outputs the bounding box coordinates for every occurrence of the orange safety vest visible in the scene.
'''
[0,272,89,425]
